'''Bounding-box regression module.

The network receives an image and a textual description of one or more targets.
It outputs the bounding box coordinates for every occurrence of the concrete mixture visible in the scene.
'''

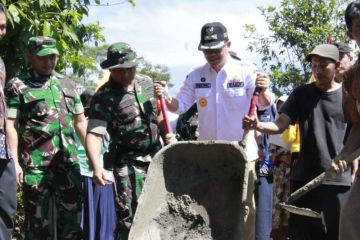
[129,141,252,240]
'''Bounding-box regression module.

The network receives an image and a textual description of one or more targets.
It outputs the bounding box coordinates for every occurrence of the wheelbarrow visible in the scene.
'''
[129,141,256,240]
[129,87,263,240]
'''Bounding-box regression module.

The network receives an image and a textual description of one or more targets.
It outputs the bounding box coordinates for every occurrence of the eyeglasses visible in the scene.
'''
[203,48,223,54]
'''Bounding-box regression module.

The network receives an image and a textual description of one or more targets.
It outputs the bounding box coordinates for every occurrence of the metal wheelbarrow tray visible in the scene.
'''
[129,141,253,240]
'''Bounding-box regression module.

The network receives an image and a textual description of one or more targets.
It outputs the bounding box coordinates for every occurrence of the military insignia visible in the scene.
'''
[199,97,208,107]
[227,81,244,88]
[233,75,240,81]
[200,77,206,82]
[206,27,214,35]
[195,83,211,88]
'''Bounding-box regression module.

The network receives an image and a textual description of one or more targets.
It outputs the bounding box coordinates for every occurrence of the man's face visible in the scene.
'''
[336,53,353,81]
[110,67,136,87]
[0,12,6,40]
[348,17,360,47]
[27,53,57,76]
[311,55,338,86]
[203,41,231,70]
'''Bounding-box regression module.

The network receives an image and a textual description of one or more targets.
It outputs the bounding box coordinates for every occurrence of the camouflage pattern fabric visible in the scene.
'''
[5,71,84,239]
[113,161,148,239]
[88,74,161,239]
[88,74,161,166]
[5,71,83,167]
[23,162,83,240]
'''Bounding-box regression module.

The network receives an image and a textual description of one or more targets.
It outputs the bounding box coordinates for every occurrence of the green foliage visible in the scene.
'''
[244,0,351,95]
[72,44,172,91]
[68,43,109,90]
[137,58,172,87]
[0,0,106,80]
[13,187,24,239]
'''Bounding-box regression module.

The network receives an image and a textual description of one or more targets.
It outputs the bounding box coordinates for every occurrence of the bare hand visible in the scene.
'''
[165,133,177,145]
[14,162,23,185]
[331,159,348,175]
[242,115,259,130]
[93,167,108,186]
[154,81,169,99]
[255,73,270,91]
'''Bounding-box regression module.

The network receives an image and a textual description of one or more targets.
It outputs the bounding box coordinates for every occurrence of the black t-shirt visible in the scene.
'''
[280,83,350,185]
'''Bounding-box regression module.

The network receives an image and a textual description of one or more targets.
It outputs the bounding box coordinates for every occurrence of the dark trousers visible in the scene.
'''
[0,159,17,240]
[255,175,273,240]
[289,181,350,240]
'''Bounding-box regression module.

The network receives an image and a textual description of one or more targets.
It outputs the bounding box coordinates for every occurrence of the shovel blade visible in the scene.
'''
[279,202,321,218]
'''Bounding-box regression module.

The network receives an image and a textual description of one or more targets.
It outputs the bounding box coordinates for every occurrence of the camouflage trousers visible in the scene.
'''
[113,161,149,240]
[23,163,83,240]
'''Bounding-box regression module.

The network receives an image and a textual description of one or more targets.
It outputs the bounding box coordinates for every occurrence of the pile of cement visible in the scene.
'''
[129,141,248,240]
[154,193,212,240]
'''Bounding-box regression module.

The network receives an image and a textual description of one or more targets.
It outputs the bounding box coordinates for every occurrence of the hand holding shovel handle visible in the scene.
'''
[240,86,262,147]
[154,81,172,135]
[159,96,172,135]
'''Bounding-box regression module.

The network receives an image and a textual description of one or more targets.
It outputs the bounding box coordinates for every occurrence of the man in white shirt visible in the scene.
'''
[155,22,273,161]
[154,22,273,239]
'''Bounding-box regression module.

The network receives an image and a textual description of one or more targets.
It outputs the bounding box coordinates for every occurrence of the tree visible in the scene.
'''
[137,58,172,87]
[68,43,109,90]
[70,44,172,91]
[0,0,135,80]
[244,0,351,95]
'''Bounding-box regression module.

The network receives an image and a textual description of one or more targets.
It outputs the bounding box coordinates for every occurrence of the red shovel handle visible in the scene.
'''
[159,96,172,134]
[248,87,262,117]
[240,87,262,146]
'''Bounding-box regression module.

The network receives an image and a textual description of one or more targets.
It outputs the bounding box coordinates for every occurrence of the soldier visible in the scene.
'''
[86,42,175,239]
[0,3,17,240]
[6,36,87,239]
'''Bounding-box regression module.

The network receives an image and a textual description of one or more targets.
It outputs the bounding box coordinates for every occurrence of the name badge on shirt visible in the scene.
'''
[195,83,211,88]
[227,81,244,88]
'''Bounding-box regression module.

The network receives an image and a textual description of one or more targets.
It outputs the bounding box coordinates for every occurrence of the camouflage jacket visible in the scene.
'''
[87,74,161,165]
[5,71,84,167]
[0,57,10,160]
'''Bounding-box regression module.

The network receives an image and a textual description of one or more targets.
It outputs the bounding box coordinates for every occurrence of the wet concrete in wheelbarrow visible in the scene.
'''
[129,141,250,240]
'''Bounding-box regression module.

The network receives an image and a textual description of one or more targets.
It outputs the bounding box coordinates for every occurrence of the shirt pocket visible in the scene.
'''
[195,88,211,99]
[63,88,77,114]
[116,98,141,127]
[223,88,246,110]
[22,94,48,119]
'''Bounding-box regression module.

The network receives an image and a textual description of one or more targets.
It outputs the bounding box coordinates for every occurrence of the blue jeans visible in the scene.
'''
[255,175,273,240]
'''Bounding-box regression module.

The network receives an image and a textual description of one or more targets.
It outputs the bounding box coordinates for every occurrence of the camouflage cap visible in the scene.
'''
[100,42,139,69]
[28,36,59,56]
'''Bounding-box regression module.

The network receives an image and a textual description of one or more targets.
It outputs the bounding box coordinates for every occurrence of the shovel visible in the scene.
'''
[240,86,262,148]
[158,95,172,135]
[280,167,335,218]
[280,148,360,217]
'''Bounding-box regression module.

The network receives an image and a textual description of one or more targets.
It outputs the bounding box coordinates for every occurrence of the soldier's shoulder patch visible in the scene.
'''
[60,77,77,90]
[6,77,27,95]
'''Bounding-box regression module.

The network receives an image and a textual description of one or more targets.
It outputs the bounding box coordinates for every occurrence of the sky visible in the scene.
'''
[84,0,279,95]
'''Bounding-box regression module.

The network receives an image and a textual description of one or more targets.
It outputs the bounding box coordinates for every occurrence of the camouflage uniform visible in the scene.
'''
[88,74,161,239]
[0,56,17,240]
[6,69,84,239]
